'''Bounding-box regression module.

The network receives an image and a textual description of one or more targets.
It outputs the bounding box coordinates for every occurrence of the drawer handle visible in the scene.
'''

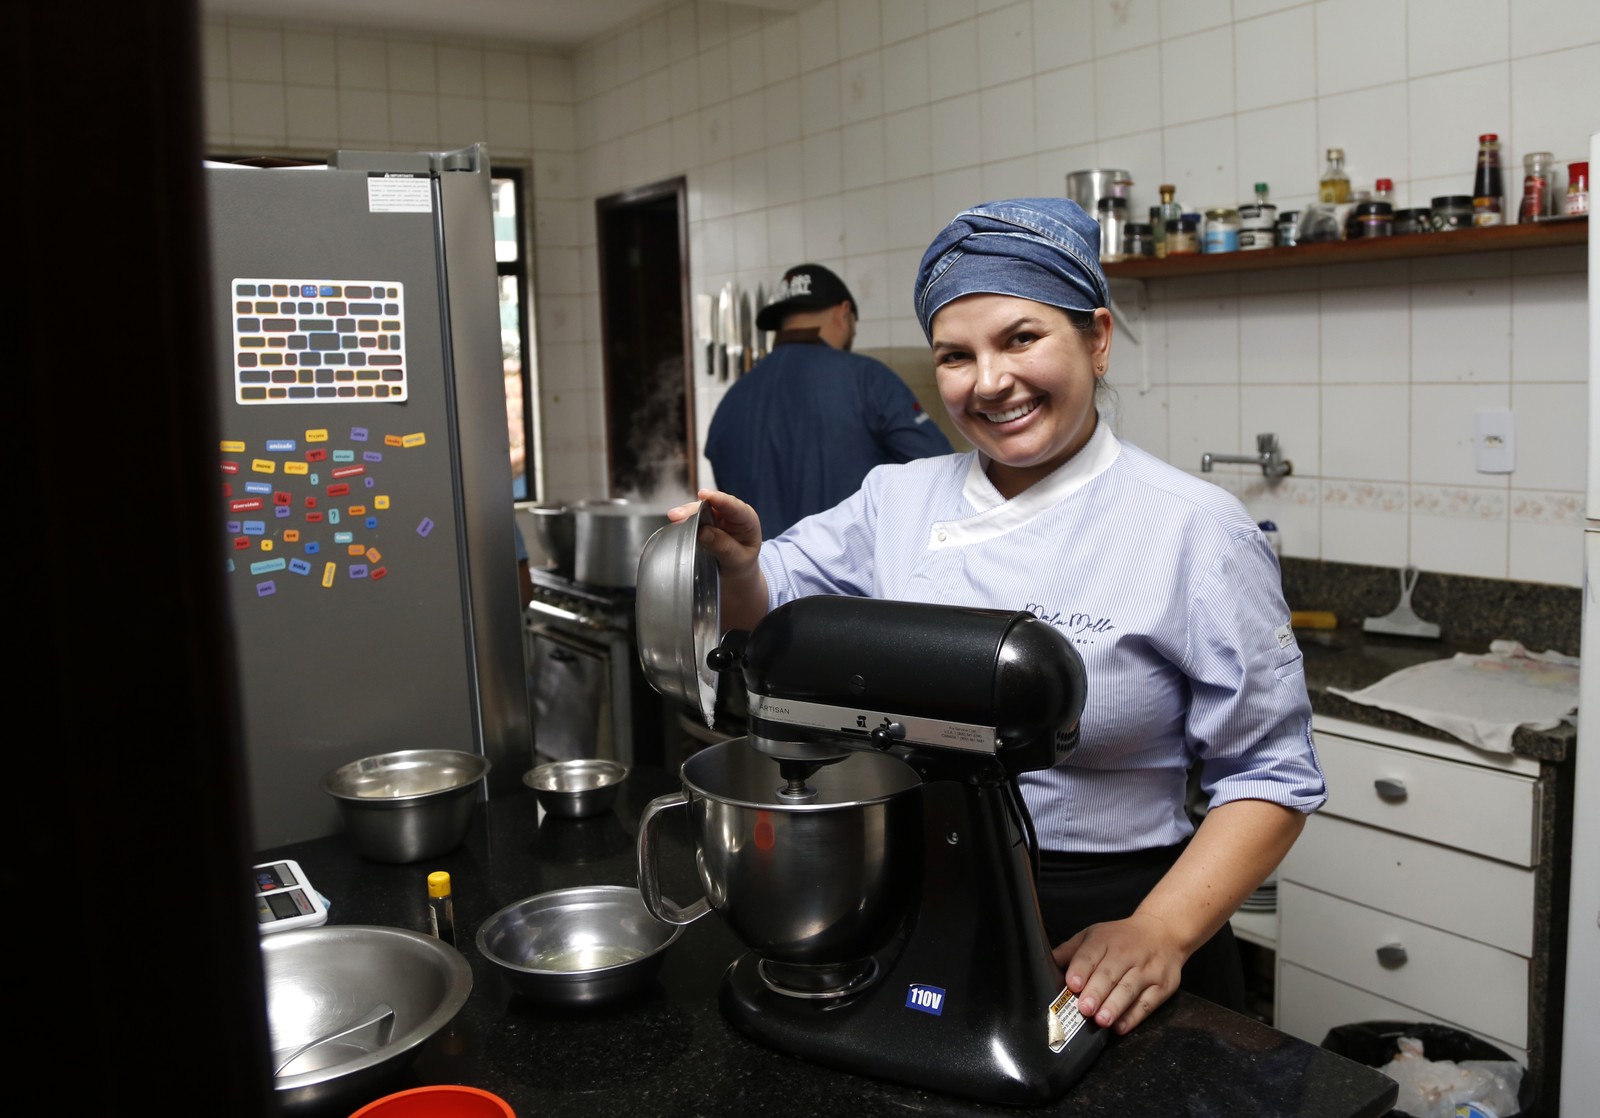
[1374,778,1408,802]
[1376,943,1408,968]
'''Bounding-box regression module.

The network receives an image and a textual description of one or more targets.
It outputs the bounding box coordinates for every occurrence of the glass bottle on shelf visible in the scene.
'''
[1519,151,1554,223]
[1153,184,1182,259]
[1319,148,1351,204]
[1472,133,1504,226]
[1373,178,1395,205]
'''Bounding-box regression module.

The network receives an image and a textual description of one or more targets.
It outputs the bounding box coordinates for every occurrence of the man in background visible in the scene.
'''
[705,263,952,539]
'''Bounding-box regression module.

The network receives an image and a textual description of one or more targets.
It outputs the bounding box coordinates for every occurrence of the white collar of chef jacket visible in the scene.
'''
[929,418,1121,549]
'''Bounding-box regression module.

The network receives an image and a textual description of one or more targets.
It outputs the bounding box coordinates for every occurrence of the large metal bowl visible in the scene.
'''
[635,502,719,727]
[522,758,629,819]
[322,749,490,863]
[264,925,473,1114]
[476,885,683,1007]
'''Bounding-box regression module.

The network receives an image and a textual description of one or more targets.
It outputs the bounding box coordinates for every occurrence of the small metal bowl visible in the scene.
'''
[476,885,683,1007]
[523,759,629,819]
[322,749,490,863]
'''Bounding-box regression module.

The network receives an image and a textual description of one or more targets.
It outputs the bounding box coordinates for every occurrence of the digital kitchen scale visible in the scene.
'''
[254,859,329,933]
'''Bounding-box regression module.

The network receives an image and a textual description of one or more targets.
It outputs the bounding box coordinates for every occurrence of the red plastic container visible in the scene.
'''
[348,1085,515,1118]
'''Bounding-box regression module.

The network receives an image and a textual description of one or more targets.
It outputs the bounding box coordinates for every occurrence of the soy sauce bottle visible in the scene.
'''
[1472,133,1504,226]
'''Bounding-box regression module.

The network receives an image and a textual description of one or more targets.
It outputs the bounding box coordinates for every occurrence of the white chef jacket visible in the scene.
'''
[758,420,1327,853]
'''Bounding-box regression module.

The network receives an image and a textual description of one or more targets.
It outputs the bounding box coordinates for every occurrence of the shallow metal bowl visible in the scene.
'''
[322,749,490,863]
[475,885,682,1007]
[264,925,473,1114]
[523,759,629,819]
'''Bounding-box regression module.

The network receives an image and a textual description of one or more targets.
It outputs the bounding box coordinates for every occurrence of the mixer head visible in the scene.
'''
[715,596,1087,777]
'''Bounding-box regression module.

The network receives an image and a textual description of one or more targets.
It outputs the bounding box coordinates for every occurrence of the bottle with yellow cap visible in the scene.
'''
[427,871,455,946]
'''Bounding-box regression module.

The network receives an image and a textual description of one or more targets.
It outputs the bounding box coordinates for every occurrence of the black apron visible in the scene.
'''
[1035,843,1249,1013]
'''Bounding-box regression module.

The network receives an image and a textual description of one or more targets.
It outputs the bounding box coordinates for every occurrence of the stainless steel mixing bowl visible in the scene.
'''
[522,758,629,819]
[263,925,473,1114]
[476,885,683,1006]
[322,749,490,863]
[634,501,720,728]
[638,739,923,966]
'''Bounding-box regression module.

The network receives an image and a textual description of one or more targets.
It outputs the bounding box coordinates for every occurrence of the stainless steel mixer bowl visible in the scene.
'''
[638,739,923,966]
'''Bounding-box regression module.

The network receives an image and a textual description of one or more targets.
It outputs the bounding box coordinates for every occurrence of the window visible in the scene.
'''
[492,169,536,501]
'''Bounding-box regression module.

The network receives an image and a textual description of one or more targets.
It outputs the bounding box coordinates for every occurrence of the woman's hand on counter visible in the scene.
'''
[668,489,770,632]
[1052,915,1185,1036]
[1052,799,1308,1036]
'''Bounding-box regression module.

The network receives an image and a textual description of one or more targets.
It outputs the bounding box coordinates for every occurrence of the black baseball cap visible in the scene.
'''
[755,263,858,331]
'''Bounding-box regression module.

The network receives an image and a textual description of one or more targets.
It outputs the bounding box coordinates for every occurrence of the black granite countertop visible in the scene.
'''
[1295,623,1575,763]
[1281,558,1579,764]
[261,768,1398,1118]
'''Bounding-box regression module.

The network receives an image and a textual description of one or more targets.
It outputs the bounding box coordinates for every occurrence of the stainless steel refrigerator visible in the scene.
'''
[207,144,529,850]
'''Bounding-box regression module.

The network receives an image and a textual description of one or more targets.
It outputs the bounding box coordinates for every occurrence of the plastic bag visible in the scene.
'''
[1380,1036,1524,1118]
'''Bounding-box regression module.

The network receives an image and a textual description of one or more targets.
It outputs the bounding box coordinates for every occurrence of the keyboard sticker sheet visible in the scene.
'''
[231,279,408,404]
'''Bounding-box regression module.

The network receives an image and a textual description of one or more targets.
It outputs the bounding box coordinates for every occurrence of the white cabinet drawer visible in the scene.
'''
[1281,813,1535,956]
[1314,731,1539,866]
[1277,882,1529,1048]
[1276,963,1528,1065]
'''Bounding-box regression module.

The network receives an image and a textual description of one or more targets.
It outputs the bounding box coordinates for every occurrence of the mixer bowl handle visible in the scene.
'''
[637,791,711,925]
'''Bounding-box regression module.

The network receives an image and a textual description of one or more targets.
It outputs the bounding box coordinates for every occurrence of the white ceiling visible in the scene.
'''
[203,0,812,50]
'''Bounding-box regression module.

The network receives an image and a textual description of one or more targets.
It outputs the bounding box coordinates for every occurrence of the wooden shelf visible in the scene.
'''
[1103,218,1587,281]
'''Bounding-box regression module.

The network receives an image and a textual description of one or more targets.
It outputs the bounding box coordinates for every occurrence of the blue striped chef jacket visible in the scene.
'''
[757,420,1327,853]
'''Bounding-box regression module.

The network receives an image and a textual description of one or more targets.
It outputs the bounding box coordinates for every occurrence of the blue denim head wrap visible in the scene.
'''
[913,198,1109,342]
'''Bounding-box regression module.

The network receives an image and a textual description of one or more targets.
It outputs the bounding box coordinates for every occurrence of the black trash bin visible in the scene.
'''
[1321,1021,1536,1118]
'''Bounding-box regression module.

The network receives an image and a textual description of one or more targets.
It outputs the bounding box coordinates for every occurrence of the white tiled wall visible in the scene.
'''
[202,0,1597,588]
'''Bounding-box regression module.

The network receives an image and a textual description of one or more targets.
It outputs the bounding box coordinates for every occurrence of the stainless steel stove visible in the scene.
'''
[524,566,665,769]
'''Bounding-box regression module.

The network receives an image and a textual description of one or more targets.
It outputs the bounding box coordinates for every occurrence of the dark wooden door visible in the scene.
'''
[596,178,695,499]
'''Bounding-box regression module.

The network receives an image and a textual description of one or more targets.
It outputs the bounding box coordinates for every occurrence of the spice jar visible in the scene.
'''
[1097,196,1129,262]
[1519,151,1555,223]
[1203,206,1240,253]
[1122,222,1155,258]
[1568,161,1590,217]
[1351,201,1393,238]
[1165,215,1201,255]
[1276,210,1300,247]
[1238,203,1277,250]
[1394,208,1432,236]
[1430,195,1475,231]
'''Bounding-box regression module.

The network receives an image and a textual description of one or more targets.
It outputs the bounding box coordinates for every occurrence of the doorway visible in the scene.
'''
[595,177,695,500]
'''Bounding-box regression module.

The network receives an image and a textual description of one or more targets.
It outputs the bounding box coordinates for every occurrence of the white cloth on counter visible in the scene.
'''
[1329,640,1578,753]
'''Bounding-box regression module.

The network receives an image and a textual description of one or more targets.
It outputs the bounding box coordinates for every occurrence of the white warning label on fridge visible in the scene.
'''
[1047,987,1089,1052]
[366,172,432,213]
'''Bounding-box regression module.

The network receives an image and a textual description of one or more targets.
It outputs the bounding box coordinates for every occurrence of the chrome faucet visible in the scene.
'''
[1201,433,1292,478]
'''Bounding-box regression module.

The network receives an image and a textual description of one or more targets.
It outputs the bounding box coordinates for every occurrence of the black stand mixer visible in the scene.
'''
[637,593,1106,1106]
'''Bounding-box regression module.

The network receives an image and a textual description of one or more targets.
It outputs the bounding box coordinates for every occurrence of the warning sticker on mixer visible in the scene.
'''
[1047,987,1089,1052]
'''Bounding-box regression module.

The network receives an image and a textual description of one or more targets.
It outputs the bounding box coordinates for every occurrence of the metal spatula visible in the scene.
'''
[1362,565,1441,639]
[273,1002,396,1077]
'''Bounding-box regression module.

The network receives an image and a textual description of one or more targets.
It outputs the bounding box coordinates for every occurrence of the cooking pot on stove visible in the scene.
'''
[520,501,576,576]
[573,499,670,588]
[636,739,923,966]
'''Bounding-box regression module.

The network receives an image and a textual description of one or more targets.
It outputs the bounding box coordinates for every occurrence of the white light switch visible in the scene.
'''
[1475,409,1515,474]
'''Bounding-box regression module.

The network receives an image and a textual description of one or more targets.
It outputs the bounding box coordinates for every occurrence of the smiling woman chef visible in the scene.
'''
[672,197,1326,1038]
